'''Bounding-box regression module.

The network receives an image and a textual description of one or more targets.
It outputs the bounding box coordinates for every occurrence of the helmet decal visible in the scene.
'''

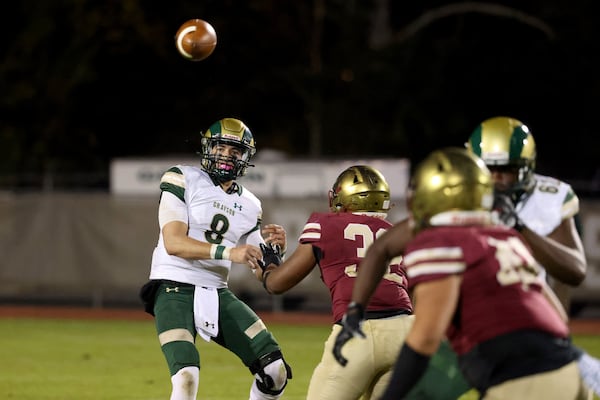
[467,126,483,158]
[466,116,536,197]
[507,124,531,161]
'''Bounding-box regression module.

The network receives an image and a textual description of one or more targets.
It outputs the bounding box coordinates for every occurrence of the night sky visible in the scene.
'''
[2,1,599,193]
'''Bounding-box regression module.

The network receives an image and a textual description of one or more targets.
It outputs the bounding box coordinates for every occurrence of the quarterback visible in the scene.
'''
[139,118,291,400]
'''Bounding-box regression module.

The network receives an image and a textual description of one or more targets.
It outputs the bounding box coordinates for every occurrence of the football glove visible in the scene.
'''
[492,193,524,231]
[332,302,366,366]
[257,243,282,272]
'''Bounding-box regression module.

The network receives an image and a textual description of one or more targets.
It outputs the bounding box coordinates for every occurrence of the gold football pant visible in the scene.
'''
[307,314,415,400]
[484,361,588,400]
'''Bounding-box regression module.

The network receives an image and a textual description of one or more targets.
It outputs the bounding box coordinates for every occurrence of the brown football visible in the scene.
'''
[175,19,217,61]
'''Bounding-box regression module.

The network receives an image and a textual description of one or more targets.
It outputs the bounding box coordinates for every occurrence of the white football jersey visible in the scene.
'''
[149,165,262,288]
[517,173,579,237]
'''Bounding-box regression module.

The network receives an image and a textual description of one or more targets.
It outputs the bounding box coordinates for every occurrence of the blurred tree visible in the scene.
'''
[0,0,598,189]
[0,0,167,185]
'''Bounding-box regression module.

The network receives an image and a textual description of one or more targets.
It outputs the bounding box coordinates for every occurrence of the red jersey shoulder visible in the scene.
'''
[404,225,521,283]
[406,226,475,255]
[299,212,391,245]
[407,225,517,257]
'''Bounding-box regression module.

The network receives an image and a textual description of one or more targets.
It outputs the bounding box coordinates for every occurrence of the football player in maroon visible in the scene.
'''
[256,165,414,399]
[337,147,590,399]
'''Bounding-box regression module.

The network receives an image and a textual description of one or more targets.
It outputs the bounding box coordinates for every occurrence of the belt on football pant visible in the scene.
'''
[335,308,411,325]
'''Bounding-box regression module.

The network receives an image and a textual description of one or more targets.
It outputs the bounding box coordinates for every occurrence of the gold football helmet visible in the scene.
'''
[329,165,391,213]
[200,118,256,182]
[409,147,494,231]
[465,116,536,195]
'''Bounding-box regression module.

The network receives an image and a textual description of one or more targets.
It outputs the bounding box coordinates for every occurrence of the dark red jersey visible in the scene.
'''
[300,212,412,322]
[404,225,570,355]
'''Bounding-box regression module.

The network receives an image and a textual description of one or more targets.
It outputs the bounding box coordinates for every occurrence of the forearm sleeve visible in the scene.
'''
[380,344,430,400]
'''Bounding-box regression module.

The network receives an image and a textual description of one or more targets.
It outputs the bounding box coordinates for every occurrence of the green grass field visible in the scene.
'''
[1,317,598,399]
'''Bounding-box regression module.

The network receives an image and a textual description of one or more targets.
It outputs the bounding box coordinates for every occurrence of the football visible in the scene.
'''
[175,19,217,61]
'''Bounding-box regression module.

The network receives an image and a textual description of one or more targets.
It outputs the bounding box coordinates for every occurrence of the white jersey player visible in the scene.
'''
[466,116,587,311]
[140,118,291,400]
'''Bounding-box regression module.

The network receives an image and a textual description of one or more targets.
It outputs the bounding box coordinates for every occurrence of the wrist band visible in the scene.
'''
[347,301,365,319]
[262,270,273,294]
[210,244,231,260]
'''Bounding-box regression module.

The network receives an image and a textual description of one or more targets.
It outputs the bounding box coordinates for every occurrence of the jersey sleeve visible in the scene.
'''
[157,167,188,229]
[159,166,186,201]
[403,229,467,287]
[561,186,580,220]
[158,191,188,229]
[298,213,322,245]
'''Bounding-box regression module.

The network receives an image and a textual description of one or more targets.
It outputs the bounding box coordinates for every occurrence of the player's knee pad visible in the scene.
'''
[249,350,293,395]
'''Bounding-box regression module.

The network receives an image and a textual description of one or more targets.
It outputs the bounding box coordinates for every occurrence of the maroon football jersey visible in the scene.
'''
[299,212,412,322]
[404,225,570,355]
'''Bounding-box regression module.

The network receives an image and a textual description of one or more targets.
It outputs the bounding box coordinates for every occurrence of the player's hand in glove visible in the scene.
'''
[332,302,366,366]
[492,193,524,231]
[257,243,282,272]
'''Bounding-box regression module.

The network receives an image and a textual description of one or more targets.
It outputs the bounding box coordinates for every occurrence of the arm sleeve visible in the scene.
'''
[561,187,579,220]
[158,191,188,229]
[380,344,431,400]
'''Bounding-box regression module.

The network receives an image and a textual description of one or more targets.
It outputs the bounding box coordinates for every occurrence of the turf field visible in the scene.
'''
[0,317,329,399]
[0,309,599,399]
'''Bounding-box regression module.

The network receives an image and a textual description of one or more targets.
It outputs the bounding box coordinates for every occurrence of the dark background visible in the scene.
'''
[2,1,599,193]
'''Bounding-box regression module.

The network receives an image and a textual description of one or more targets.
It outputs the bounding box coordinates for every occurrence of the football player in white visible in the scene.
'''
[140,118,291,400]
[466,116,587,312]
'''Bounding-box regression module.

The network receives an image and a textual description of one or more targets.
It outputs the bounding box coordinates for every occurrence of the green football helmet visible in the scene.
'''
[200,118,256,182]
[409,147,494,232]
[465,116,536,196]
[329,165,391,213]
